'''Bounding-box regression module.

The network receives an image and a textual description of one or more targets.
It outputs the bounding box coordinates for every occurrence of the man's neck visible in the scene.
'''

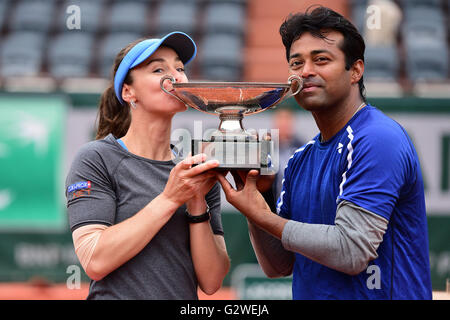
[312,98,366,143]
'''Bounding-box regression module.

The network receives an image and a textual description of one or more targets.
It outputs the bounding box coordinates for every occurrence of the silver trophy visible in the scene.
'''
[161,75,302,174]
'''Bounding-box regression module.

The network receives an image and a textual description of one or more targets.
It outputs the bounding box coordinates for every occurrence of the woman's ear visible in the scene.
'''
[351,59,364,84]
[121,83,135,104]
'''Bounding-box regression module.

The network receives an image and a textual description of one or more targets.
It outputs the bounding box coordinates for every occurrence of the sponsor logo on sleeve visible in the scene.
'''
[67,181,91,199]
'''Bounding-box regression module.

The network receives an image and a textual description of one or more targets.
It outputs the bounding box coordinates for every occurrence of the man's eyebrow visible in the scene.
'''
[289,49,334,61]
[311,49,334,56]
[289,53,302,61]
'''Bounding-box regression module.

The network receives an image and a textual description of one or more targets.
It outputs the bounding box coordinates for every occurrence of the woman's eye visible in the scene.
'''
[177,67,185,73]
[153,68,164,73]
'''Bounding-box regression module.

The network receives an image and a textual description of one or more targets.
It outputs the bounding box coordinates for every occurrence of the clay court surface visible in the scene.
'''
[0,283,237,300]
[0,283,448,300]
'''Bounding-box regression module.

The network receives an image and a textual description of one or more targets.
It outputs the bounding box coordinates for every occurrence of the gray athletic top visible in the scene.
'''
[65,134,223,300]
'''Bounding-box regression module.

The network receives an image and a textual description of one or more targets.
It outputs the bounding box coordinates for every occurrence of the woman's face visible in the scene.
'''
[122,46,189,115]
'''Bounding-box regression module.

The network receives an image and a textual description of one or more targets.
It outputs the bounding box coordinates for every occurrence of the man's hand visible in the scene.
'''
[231,170,275,193]
[216,170,287,239]
[218,170,271,217]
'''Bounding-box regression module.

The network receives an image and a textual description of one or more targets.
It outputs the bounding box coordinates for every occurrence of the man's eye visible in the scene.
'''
[316,57,329,62]
[290,61,303,68]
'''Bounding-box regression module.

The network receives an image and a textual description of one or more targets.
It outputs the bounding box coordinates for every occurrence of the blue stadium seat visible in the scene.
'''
[0,0,10,32]
[48,32,94,78]
[398,0,442,9]
[364,45,400,81]
[10,0,55,33]
[0,31,45,77]
[156,1,198,36]
[203,2,246,35]
[200,33,243,81]
[403,6,445,23]
[107,1,149,34]
[98,32,142,78]
[350,3,367,34]
[405,43,449,81]
[402,17,447,49]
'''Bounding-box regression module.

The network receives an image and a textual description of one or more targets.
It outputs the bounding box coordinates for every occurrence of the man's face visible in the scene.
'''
[288,31,353,112]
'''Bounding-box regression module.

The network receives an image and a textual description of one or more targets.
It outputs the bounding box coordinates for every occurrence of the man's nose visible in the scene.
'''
[301,60,316,78]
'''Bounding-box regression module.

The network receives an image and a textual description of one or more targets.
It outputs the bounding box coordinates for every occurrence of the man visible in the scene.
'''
[217,6,432,299]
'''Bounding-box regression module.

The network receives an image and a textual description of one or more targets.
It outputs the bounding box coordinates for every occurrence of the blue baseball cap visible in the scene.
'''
[114,31,197,105]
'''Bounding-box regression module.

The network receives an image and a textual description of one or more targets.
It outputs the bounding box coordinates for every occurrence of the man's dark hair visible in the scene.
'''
[280,6,366,102]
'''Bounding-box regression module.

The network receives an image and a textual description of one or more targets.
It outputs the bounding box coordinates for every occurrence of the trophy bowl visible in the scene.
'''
[161,75,302,173]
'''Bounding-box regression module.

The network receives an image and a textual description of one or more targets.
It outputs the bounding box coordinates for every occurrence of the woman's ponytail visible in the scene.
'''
[95,84,131,140]
[95,38,146,140]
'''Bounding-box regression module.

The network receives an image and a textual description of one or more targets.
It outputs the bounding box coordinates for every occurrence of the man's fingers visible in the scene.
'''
[230,171,244,190]
[246,170,260,187]
[216,173,235,196]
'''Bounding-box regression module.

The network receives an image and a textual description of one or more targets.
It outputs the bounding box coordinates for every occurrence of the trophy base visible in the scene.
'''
[192,139,275,175]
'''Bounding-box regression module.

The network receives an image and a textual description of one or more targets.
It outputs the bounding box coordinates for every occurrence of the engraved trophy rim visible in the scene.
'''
[160,75,302,116]
[160,76,303,172]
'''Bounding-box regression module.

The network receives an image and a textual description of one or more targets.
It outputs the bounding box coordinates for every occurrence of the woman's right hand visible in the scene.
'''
[161,153,220,207]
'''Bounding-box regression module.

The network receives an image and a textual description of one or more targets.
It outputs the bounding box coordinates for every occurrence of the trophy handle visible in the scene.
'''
[287,75,303,97]
[160,75,188,105]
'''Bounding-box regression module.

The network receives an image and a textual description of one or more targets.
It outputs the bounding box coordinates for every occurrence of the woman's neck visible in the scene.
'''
[121,114,174,161]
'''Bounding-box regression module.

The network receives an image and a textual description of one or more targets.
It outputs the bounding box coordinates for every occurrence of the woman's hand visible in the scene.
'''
[162,153,219,208]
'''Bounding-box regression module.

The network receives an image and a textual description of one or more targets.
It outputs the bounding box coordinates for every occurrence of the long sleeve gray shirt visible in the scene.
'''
[248,200,388,277]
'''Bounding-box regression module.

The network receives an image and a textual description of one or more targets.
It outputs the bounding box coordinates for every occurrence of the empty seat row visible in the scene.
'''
[0,30,245,81]
[1,0,247,36]
[364,43,449,82]
[351,1,450,82]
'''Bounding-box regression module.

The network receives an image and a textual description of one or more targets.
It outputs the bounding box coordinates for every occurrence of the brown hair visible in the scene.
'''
[95,38,146,140]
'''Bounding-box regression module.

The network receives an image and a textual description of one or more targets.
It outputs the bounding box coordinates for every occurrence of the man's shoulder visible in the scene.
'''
[352,106,408,143]
[284,139,317,172]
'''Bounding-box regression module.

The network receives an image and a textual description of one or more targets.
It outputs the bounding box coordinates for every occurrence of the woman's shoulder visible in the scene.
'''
[72,134,123,166]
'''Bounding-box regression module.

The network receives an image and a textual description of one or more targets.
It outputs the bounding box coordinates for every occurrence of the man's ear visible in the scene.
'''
[351,59,364,84]
[121,83,135,104]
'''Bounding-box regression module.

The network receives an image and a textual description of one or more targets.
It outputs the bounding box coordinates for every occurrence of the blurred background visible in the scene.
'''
[0,0,449,299]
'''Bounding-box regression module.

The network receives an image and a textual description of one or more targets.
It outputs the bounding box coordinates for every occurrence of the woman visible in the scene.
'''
[65,32,230,299]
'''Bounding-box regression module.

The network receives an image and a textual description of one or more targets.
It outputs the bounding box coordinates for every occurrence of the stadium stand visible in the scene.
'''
[155,1,198,37]
[200,32,243,81]
[98,32,143,79]
[0,0,448,92]
[0,31,46,77]
[364,44,400,81]
[203,1,247,36]
[9,0,56,34]
[107,1,149,35]
[48,32,94,79]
